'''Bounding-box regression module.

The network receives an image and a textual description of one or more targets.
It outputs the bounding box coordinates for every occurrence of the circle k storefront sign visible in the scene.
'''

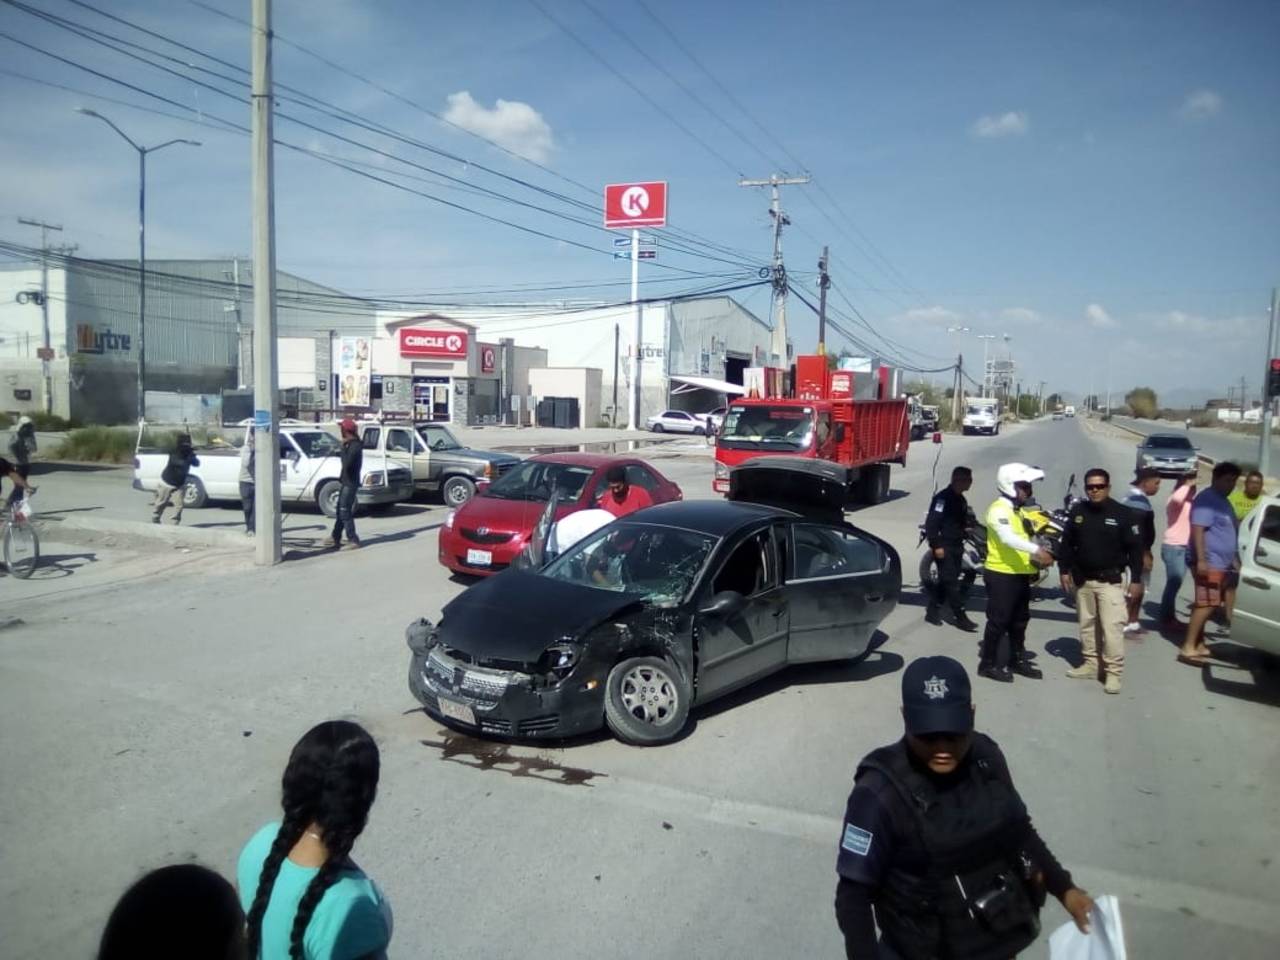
[399,328,468,358]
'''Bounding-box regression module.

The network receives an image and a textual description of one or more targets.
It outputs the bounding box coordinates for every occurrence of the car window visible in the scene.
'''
[422,424,461,451]
[361,427,380,450]
[542,523,716,604]
[1255,506,1280,573]
[386,428,415,453]
[791,524,884,580]
[712,530,775,597]
[291,431,342,458]
[625,464,661,492]
[486,459,594,502]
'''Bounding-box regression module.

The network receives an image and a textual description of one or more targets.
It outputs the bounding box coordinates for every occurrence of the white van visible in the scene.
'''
[962,398,1001,436]
[1234,495,1280,658]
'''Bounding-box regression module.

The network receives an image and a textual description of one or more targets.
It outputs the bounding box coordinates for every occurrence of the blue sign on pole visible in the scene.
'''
[254,409,271,431]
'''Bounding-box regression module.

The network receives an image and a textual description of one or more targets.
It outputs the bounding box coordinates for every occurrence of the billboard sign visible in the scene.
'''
[337,336,371,407]
[399,328,468,358]
[604,181,668,228]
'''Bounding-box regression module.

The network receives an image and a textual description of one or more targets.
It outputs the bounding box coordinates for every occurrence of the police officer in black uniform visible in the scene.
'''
[834,656,1094,958]
[925,466,979,632]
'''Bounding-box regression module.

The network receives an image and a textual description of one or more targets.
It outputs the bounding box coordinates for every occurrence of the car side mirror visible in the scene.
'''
[700,590,746,618]
[834,424,847,443]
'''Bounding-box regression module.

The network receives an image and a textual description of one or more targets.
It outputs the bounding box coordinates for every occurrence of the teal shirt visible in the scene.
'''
[238,822,392,960]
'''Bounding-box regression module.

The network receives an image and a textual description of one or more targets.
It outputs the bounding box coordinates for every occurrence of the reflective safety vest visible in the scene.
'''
[985,497,1038,575]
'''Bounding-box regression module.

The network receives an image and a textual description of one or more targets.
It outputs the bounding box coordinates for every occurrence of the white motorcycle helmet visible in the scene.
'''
[996,462,1045,499]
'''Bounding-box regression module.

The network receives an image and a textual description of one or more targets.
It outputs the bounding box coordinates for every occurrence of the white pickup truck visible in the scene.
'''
[132,423,415,517]
[962,398,1001,436]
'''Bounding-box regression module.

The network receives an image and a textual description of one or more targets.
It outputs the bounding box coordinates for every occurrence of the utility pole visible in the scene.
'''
[816,246,830,355]
[628,227,641,430]
[1037,380,1046,417]
[612,322,620,425]
[739,174,810,365]
[951,355,963,425]
[251,0,282,565]
[16,217,62,415]
[1260,288,1278,478]
[1239,376,1247,423]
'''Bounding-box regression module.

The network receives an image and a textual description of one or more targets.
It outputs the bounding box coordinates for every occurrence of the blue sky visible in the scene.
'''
[2,0,1278,402]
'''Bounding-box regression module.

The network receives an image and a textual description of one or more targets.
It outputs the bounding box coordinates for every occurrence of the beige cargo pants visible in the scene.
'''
[1076,580,1126,678]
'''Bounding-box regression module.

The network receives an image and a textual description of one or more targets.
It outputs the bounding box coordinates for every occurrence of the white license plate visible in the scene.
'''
[437,697,476,726]
[466,548,492,566]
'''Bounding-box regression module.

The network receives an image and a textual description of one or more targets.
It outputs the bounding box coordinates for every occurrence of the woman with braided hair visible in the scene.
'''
[237,721,391,959]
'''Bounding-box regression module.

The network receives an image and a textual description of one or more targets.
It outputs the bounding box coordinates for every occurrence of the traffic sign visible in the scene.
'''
[36,346,54,361]
[638,249,657,259]
[604,181,668,228]
[613,236,658,247]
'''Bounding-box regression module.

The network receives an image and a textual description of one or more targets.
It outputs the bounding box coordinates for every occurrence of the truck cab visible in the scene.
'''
[962,398,1001,435]
[357,420,520,507]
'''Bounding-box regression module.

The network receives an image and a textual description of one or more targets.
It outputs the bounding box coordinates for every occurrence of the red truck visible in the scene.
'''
[712,355,911,504]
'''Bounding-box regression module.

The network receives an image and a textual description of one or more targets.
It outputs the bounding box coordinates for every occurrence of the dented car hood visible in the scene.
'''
[437,571,646,664]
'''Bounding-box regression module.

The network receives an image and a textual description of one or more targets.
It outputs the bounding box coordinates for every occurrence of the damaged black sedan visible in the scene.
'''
[407,460,901,745]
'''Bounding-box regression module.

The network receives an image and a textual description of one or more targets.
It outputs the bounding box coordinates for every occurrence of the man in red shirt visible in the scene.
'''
[598,464,653,518]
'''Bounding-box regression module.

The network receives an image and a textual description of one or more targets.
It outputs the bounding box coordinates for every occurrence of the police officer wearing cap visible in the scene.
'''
[834,656,1094,959]
[924,466,979,632]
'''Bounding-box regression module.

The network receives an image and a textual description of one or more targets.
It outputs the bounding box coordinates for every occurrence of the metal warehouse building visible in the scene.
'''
[0,257,373,424]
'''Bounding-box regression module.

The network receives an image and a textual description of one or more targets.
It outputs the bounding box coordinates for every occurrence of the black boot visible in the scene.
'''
[953,612,979,632]
[1010,656,1043,680]
[978,662,1014,683]
[925,605,944,626]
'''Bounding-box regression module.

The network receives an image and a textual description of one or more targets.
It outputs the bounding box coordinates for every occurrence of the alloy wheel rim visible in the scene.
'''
[619,664,679,727]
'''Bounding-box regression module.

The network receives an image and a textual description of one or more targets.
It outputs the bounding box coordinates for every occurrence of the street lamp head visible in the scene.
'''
[75,106,101,118]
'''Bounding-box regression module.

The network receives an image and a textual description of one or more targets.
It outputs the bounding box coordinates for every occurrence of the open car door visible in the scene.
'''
[1234,498,1280,657]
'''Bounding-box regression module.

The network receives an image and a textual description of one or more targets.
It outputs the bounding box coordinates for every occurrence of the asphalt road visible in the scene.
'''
[1113,415,1278,470]
[2,420,1277,958]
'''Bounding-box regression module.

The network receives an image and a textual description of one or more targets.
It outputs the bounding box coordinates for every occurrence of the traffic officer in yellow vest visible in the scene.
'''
[980,463,1054,683]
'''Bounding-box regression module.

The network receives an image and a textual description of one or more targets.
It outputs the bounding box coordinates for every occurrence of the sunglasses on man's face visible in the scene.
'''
[1085,483,1109,491]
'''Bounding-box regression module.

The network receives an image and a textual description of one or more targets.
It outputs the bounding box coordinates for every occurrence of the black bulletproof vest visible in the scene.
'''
[858,737,1041,960]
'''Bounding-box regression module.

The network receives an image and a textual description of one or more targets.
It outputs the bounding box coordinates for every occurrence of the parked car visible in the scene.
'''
[1134,433,1199,476]
[437,453,682,577]
[356,420,520,507]
[1052,411,1065,421]
[133,423,414,517]
[646,410,707,434]
[1233,494,1280,660]
[409,458,901,744]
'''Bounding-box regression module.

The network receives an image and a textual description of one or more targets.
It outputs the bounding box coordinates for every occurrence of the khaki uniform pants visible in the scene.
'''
[1076,580,1125,678]
[152,482,185,522]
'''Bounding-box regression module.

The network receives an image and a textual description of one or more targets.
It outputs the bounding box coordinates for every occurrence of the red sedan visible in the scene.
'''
[437,453,683,576]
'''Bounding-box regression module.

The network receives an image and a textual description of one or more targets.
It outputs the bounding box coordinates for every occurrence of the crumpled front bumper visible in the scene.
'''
[406,623,605,739]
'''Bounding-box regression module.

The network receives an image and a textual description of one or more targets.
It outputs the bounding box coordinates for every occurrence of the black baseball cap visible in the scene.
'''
[901,656,973,735]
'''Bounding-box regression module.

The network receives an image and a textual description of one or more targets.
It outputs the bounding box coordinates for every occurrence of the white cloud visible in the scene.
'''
[897,305,964,326]
[999,307,1043,325]
[1179,89,1222,122]
[970,111,1029,139]
[1085,303,1114,328]
[442,91,555,164]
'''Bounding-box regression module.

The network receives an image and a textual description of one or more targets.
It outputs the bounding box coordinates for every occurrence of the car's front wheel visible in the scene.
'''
[182,477,207,509]
[442,475,476,507]
[604,656,691,745]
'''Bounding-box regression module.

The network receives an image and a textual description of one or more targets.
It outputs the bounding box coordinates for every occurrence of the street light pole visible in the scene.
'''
[76,108,200,423]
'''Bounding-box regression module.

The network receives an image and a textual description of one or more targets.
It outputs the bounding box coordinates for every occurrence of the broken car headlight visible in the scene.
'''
[714,461,729,480]
[405,617,437,654]
[539,642,581,682]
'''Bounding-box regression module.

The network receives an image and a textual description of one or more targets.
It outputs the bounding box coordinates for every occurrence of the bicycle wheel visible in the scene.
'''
[3,520,39,579]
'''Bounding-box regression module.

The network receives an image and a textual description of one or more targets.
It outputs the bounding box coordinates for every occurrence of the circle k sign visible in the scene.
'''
[604,181,668,228]
[398,328,469,358]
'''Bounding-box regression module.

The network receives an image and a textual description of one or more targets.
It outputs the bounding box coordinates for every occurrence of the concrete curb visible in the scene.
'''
[44,514,253,550]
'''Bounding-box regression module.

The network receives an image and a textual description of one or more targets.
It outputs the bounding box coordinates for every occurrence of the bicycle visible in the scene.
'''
[2,491,40,579]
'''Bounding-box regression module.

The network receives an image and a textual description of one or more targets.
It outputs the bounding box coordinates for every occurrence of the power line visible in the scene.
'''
[526,0,745,176]
[14,0,762,273]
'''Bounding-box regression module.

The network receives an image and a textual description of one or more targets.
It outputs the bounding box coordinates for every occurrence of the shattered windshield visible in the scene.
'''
[486,460,594,502]
[541,523,717,604]
[718,405,814,451]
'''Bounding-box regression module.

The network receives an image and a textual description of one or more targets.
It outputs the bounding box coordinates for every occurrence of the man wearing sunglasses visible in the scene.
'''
[1057,468,1144,693]
[833,656,1094,959]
